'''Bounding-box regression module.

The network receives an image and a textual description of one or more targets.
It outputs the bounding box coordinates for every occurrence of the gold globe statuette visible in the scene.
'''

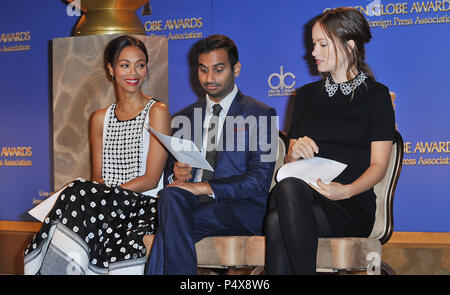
[67,0,149,36]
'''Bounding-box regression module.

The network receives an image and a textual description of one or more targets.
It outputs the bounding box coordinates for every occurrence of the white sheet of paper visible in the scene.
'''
[276,157,347,188]
[145,123,214,171]
[27,179,81,222]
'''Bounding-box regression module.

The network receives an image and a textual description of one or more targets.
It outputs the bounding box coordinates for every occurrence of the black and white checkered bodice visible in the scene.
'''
[102,100,155,187]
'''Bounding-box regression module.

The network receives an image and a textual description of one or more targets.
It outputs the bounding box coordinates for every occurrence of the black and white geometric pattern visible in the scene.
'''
[103,100,154,186]
[325,72,368,97]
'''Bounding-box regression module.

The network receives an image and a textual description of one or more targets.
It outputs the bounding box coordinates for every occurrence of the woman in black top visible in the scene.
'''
[264,7,395,274]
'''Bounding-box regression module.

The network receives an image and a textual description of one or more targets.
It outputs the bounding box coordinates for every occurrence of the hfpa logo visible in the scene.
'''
[267,66,296,97]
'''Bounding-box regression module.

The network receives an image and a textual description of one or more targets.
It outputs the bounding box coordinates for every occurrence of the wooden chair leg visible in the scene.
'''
[381,261,396,275]
[250,266,265,275]
[226,266,236,275]
[198,268,215,275]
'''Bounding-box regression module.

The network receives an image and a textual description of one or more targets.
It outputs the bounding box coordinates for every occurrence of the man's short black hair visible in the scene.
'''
[195,34,239,67]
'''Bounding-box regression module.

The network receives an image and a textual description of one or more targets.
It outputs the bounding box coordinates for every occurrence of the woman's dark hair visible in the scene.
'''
[194,34,239,68]
[104,35,149,80]
[313,7,374,80]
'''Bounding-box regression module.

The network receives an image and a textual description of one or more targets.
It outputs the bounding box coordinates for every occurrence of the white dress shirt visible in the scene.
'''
[195,84,238,182]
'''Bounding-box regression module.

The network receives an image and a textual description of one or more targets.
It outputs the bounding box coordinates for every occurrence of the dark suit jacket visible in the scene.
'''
[164,91,277,234]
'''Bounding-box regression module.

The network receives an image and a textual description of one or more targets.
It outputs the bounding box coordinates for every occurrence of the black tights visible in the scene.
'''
[264,177,373,274]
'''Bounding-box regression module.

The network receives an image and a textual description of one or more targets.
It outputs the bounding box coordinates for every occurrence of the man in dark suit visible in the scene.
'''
[145,34,277,275]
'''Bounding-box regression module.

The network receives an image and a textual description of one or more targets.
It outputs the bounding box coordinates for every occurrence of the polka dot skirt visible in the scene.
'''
[24,179,157,273]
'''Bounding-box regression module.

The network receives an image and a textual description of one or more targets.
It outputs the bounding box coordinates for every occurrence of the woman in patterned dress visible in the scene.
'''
[24,36,171,275]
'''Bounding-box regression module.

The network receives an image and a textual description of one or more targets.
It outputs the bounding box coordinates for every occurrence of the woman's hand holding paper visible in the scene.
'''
[308,178,352,201]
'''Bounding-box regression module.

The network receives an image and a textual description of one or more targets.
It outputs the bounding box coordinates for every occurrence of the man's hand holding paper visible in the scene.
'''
[173,161,193,182]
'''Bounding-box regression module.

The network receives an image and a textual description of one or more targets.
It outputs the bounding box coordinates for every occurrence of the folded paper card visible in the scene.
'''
[276,157,347,188]
[145,123,214,171]
[28,178,84,222]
